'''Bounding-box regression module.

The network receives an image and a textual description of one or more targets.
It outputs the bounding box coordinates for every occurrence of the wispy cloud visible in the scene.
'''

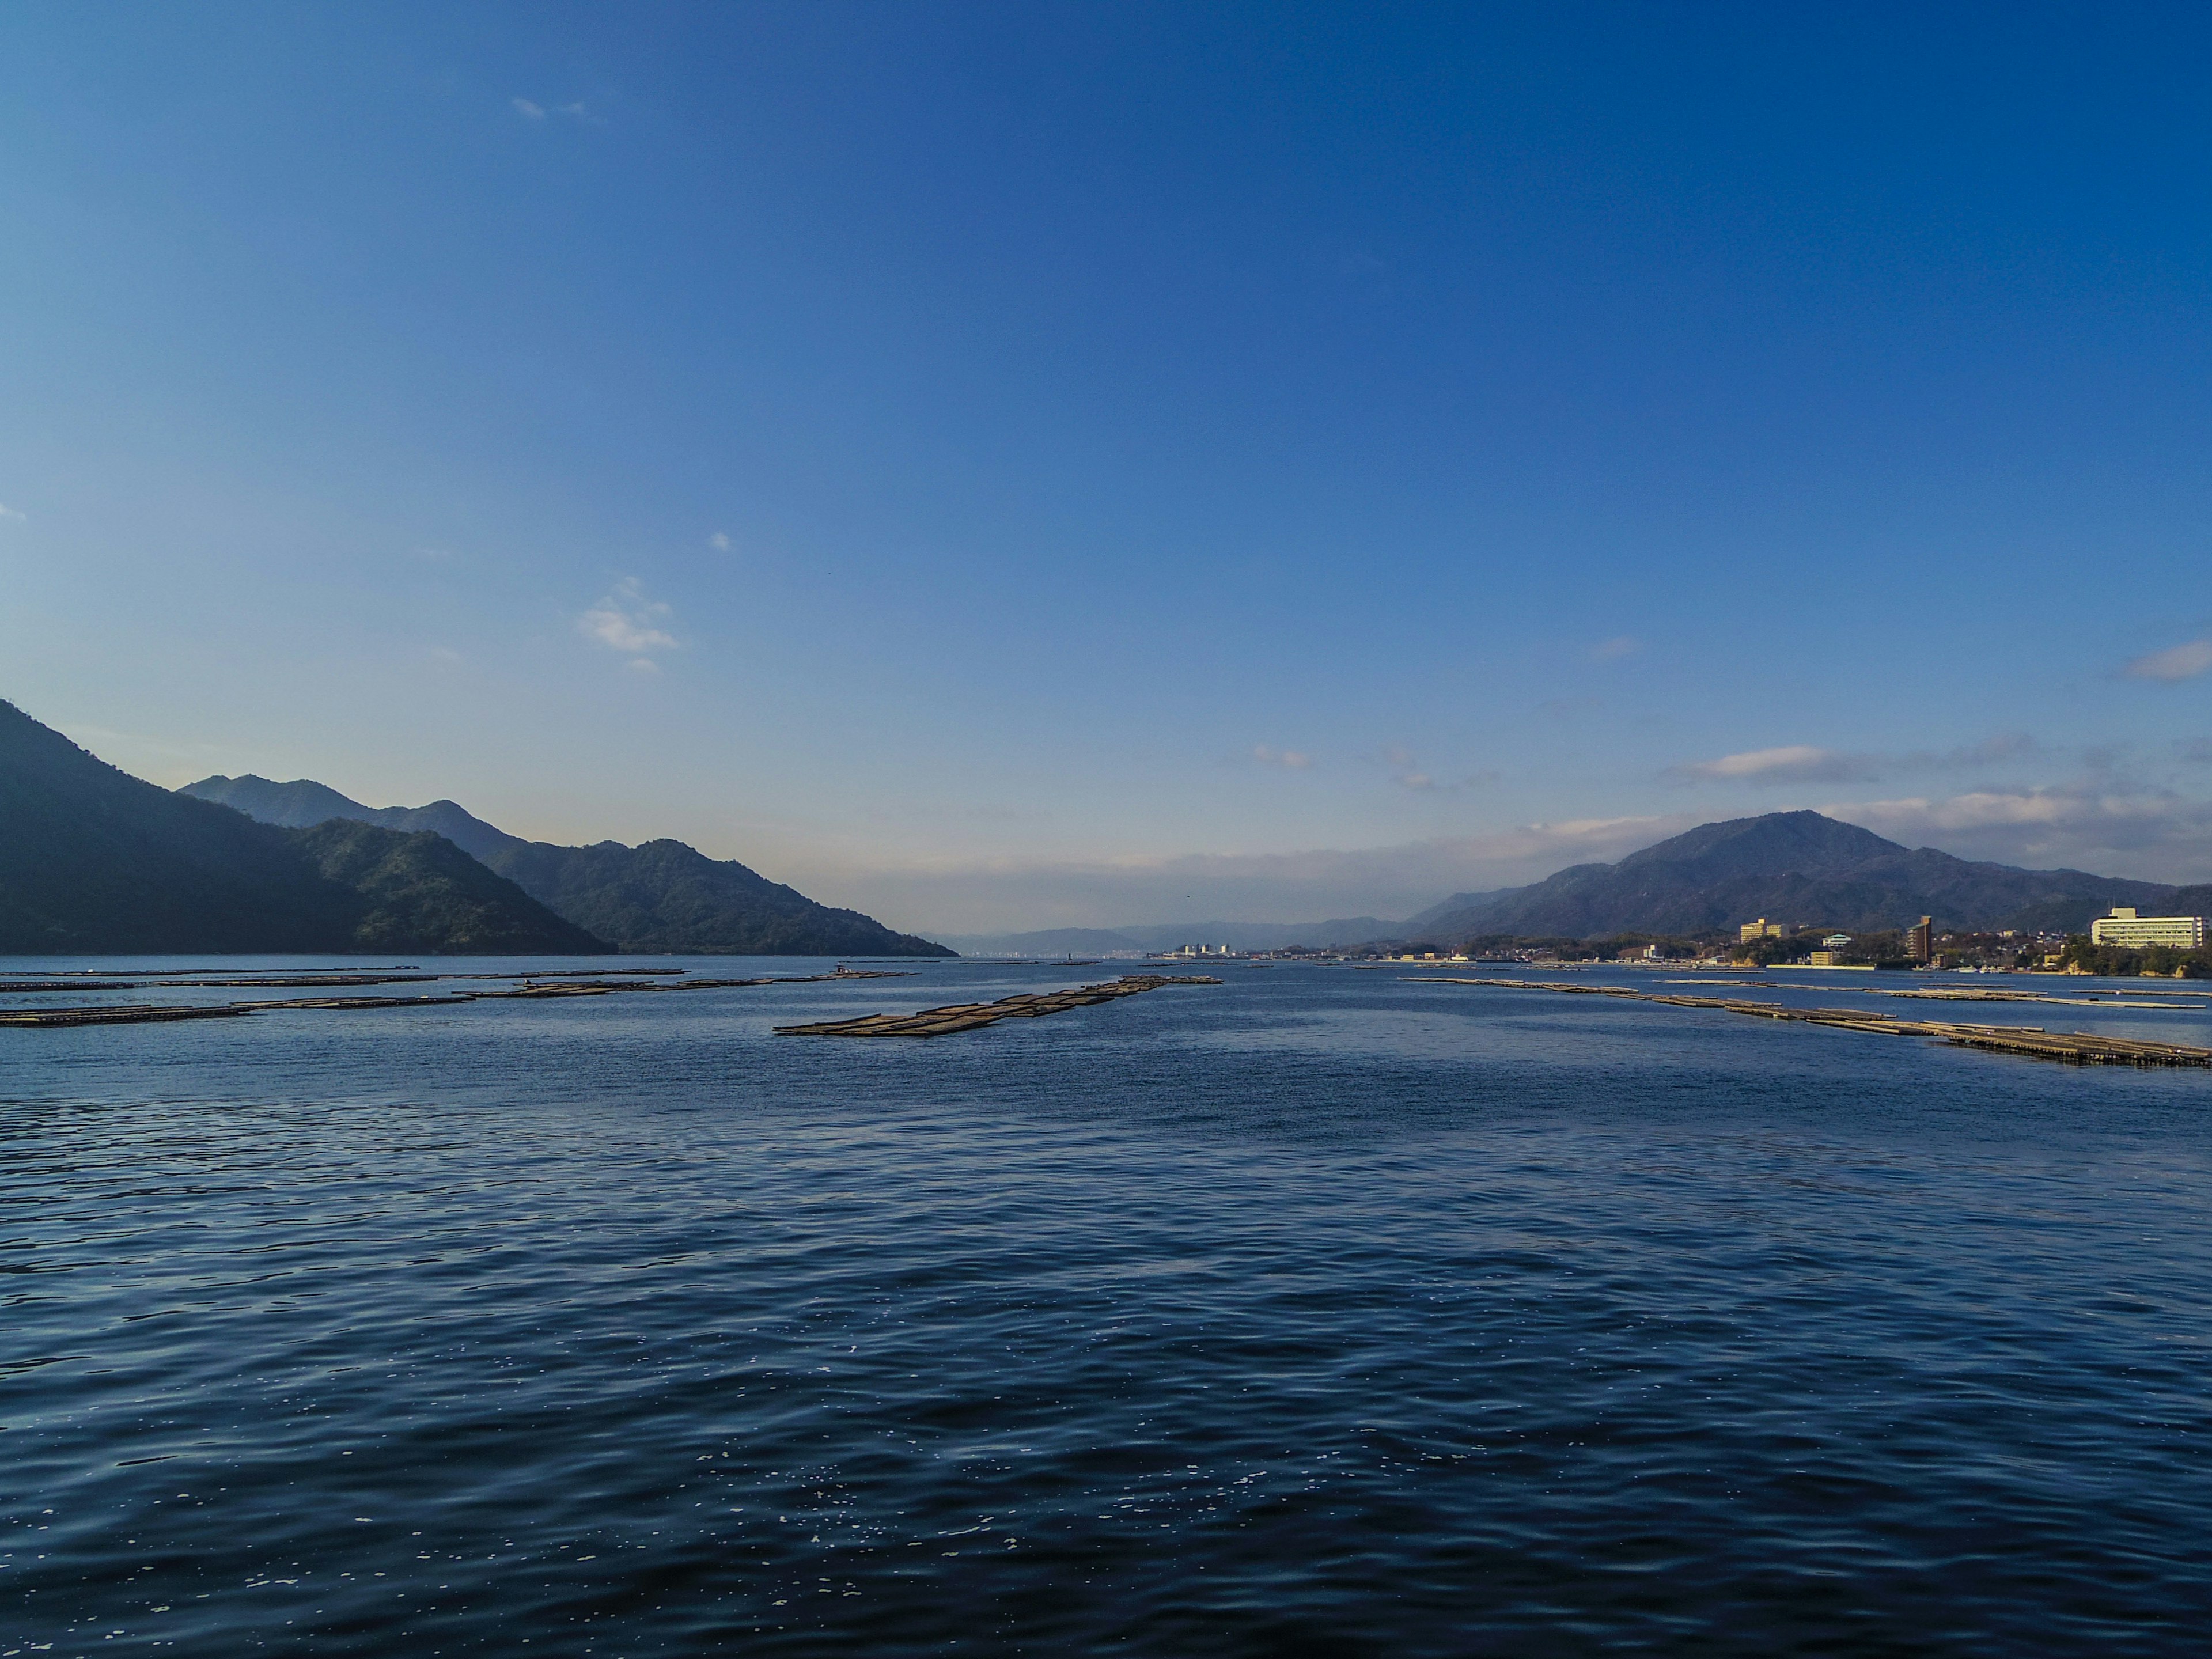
[0,502,25,522]
[2123,639,2212,683]
[1828,786,2212,882]
[1252,745,1313,770]
[1669,734,2040,786]
[579,578,677,666]
[708,532,733,552]
[514,97,604,126]
[1672,744,1872,783]
[1381,744,1496,792]
[1589,635,1640,661]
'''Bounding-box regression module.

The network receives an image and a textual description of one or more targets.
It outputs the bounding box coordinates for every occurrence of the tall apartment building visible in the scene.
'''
[1904,916,1932,965]
[2089,908,2208,949]
[1738,918,1790,942]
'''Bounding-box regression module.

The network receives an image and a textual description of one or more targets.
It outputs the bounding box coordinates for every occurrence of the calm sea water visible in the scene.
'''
[6,957,2211,1656]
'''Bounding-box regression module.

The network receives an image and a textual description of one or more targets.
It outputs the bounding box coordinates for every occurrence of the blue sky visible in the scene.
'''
[5,2,2212,932]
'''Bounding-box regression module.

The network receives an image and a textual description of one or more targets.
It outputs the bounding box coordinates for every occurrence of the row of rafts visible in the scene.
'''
[6,966,2205,1066]
[773,974,1225,1037]
[0,968,910,1028]
[1414,976,2212,1069]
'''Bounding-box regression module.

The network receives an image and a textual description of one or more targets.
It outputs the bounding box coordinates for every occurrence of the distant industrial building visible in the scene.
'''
[1904,916,1933,965]
[2090,908,2208,950]
[1738,918,1790,942]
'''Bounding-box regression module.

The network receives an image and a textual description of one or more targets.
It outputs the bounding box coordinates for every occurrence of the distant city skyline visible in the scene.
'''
[6,3,2211,932]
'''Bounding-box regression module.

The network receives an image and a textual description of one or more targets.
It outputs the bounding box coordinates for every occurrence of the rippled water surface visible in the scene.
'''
[7,957,2212,1655]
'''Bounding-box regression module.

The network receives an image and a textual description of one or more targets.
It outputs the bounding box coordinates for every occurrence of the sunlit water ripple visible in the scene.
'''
[6,957,2211,1654]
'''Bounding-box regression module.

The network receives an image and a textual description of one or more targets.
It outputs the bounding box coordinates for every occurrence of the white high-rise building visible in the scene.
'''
[2089,907,2207,949]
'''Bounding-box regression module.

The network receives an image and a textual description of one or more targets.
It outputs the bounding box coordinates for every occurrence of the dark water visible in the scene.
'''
[7,957,2212,1655]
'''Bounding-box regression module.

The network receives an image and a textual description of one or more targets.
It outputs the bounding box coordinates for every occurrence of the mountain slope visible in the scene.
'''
[0,702,604,954]
[185,775,523,861]
[1409,811,2175,940]
[183,774,954,957]
[288,820,607,953]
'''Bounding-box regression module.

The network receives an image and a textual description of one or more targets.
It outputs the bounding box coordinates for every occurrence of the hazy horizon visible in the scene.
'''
[8,5,2212,934]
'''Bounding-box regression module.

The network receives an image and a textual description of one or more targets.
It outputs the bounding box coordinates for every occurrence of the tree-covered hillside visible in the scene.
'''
[1,701,605,955]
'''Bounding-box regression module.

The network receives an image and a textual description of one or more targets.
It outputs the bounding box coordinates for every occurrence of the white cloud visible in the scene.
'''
[1252,745,1312,770]
[708,532,733,552]
[1380,744,1494,793]
[1669,734,2046,786]
[579,578,678,657]
[1675,744,1865,782]
[1589,635,1640,661]
[0,502,25,521]
[2123,639,2212,683]
[1827,786,2212,882]
[514,97,603,126]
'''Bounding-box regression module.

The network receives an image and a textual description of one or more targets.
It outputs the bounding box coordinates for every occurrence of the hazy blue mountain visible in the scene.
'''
[1,701,604,955]
[1109,919,1397,952]
[942,918,1399,955]
[185,775,522,861]
[182,774,953,957]
[1401,889,1513,931]
[1407,810,2175,940]
[2165,885,2212,921]
[936,928,1152,956]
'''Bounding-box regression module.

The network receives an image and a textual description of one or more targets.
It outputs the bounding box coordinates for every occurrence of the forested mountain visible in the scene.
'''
[1407,811,2176,940]
[184,774,953,957]
[0,701,604,954]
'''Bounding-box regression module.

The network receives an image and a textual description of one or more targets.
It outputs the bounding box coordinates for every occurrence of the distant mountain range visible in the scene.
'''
[12,694,2202,960]
[1405,810,2209,940]
[1,700,602,955]
[940,918,1395,956]
[956,812,2212,954]
[183,774,952,957]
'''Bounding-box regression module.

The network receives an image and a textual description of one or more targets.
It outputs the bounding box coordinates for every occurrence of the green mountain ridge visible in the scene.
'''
[0,700,604,955]
[183,774,954,957]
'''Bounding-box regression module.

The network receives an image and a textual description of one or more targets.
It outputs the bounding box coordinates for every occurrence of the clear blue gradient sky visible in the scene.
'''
[5,2,2211,932]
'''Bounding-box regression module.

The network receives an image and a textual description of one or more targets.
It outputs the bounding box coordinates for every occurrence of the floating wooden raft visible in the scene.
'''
[1410,978,2212,1069]
[774,974,1222,1038]
[0,994,471,1028]
[0,969,915,1029]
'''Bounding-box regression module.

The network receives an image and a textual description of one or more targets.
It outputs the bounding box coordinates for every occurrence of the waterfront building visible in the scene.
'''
[1738,918,1790,942]
[1904,916,1933,965]
[2089,908,2209,949]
